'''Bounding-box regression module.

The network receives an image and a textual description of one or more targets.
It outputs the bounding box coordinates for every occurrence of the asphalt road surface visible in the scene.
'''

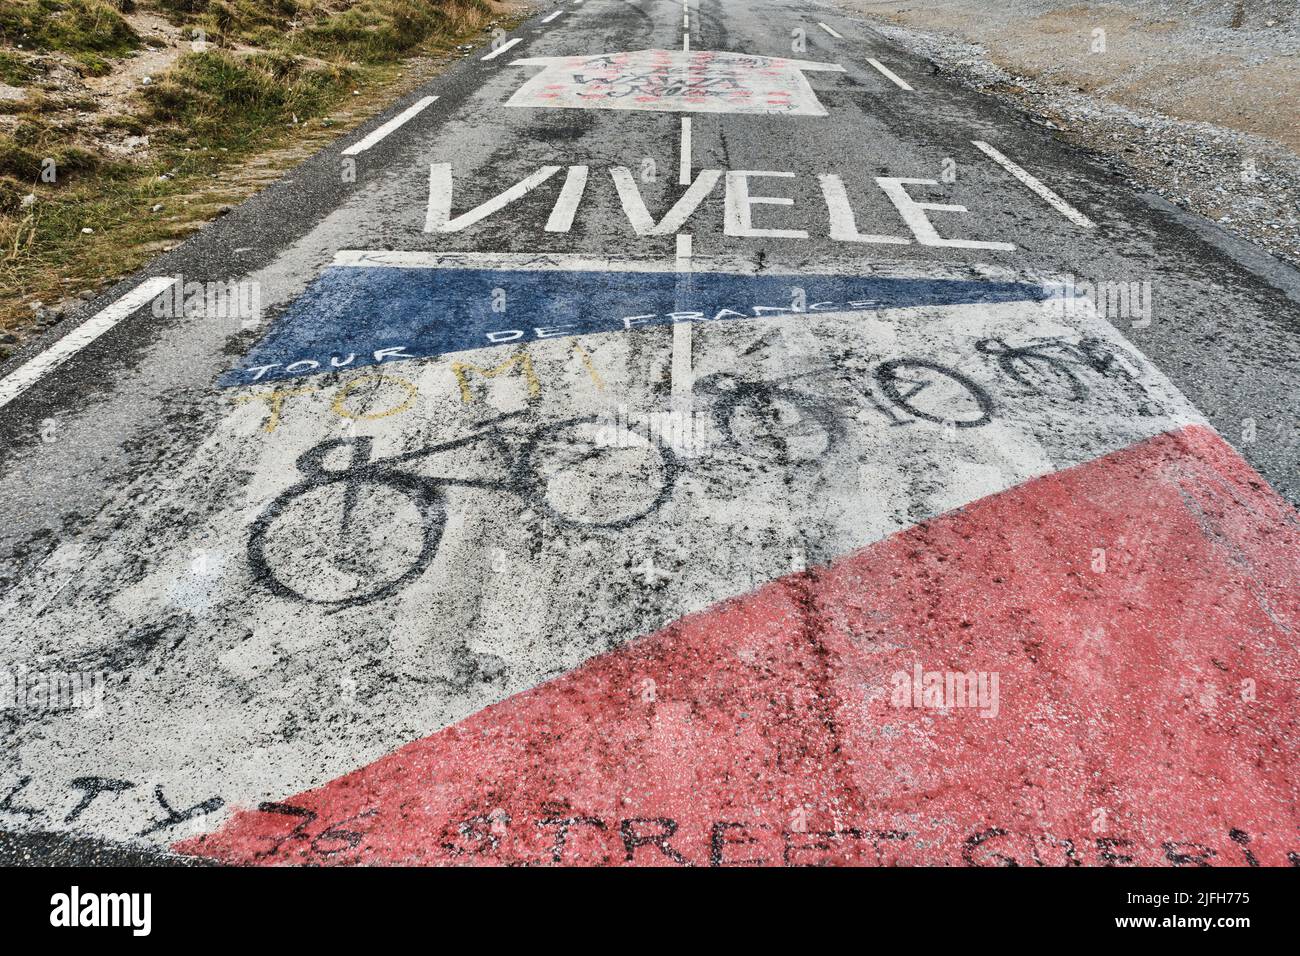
[1,0,1298,866]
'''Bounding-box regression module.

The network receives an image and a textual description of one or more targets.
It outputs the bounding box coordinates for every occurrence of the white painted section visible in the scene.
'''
[341,96,439,156]
[544,166,590,233]
[0,277,179,411]
[332,249,1026,279]
[818,22,843,39]
[678,117,692,186]
[724,171,809,239]
[972,140,1096,228]
[866,58,913,91]
[425,163,562,233]
[876,176,1016,251]
[481,37,523,61]
[541,10,562,22]
[611,166,721,235]
[819,174,910,245]
[0,287,1207,844]
[507,50,845,116]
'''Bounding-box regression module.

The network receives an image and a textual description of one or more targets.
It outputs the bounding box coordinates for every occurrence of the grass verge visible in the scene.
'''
[0,0,502,358]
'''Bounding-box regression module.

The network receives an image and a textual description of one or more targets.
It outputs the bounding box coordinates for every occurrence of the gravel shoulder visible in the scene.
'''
[833,0,1300,267]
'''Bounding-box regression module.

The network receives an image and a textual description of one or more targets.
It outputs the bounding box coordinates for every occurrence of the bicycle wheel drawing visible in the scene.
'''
[697,372,840,462]
[875,358,994,427]
[247,437,447,607]
[975,337,1091,402]
[520,416,679,529]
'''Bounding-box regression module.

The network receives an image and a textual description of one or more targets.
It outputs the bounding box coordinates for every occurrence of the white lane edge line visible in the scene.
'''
[541,10,562,22]
[678,117,692,186]
[818,22,843,39]
[0,276,179,410]
[341,95,439,156]
[972,140,1096,229]
[481,37,523,61]
[866,58,913,92]
[672,234,693,404]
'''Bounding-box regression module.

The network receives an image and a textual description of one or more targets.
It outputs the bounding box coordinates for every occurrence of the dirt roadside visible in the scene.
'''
[835,0,1300,268]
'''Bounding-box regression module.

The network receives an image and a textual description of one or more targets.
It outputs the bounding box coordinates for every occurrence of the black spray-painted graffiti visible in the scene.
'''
[247,411,679,607]
[0,774,224,838]
[243,800,1300,866]
[976,335,1143,403]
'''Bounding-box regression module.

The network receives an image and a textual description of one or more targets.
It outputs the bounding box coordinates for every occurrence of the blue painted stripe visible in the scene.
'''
[219,266,1045,387]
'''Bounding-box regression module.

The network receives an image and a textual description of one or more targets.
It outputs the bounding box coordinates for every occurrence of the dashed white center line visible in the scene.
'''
[541,10,562,22]
[866,58,913,91]
[0,276,179,410]
[678,117,692,186]
[972,140,1097,228]
[341,95,439,156]
[672,233,693,404]
[481,37,523,61]
[683,31,690,52]
[818,22,843,39]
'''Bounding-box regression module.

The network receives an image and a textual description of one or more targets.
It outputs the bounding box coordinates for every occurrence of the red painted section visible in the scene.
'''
[177,425,1300,865]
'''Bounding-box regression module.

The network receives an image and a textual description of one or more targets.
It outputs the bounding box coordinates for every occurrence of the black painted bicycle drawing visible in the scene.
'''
[975,336,1139,402]
[696,355,995,462]
[248,411,678,607]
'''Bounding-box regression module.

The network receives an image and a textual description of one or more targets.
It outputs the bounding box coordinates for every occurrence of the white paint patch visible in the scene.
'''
[866,58,913,91]
[541,10,562,22]
[818,22,844,39]
[0,279,1205,845]
[972,140,1096,229]
[481,37,523,61]
[332,250,1028,280]
[506,50,845,115]
[0,277,179,410]
[341,96,439,156]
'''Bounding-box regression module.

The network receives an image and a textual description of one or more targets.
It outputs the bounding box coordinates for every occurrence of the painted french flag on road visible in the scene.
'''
[177,419,1300,865]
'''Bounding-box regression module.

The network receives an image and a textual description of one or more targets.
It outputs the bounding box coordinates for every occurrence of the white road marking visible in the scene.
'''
[426,163,562,232]
[724,170,808,239]
[972,140,1096,229]
[683,31,690,52]
[542,10,562,22]
[612,166,721,235]
[545,165,590,233]
[818,22,843,39]
[876,176,1016,250]
[819,173,909,245]
[481,37,523,61]
[0,276,178,410]
[672,233,693,404]
[678,117,692,186]
[341,96,439,156]
[866,58,913,91]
